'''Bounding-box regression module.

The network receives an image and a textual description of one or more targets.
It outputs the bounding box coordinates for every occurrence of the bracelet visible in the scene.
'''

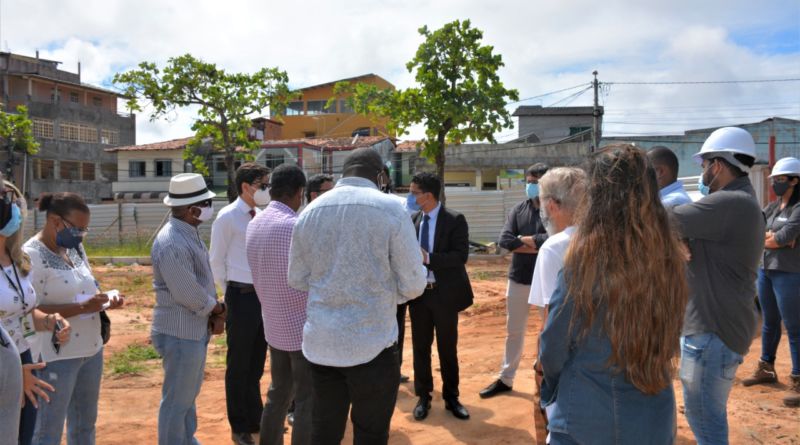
[45,314,54,330]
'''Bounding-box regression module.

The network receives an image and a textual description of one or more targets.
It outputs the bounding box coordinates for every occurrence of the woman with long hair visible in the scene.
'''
[0,180,71,445]
[539,144,688,444]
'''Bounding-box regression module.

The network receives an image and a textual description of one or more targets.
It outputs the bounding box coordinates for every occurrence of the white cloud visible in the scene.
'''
[2,0,797,143]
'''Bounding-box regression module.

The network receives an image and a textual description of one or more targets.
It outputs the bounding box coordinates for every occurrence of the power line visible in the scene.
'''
[605,78,800,85]
[546,86,592,107]
[506,83,590,105]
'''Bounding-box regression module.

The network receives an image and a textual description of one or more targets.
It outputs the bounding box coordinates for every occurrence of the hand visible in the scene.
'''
[52,314,71,344]
[678,242,692,261]
[211,302,226,317]
[107,294,125,310]
[533,357,544,376]
[81,294,110,314]
[21,362,54,409]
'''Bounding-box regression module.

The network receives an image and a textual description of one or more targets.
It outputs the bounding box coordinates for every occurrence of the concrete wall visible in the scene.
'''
[518,115,594,144]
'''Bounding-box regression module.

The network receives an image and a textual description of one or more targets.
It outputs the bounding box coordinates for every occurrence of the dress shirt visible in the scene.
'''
[497,199,548,285]
[151,217,218,341]
[246,201,307,352]
[210,197,258,287]
[420,203,441,282]
[288,176,427,367]
[659,181,692,207]
[528,226,575,307]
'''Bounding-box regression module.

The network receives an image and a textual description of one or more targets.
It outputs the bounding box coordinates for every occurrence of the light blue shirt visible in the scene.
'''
[288,177,427,367]
[420,203,441,282]
[659,181,692,207]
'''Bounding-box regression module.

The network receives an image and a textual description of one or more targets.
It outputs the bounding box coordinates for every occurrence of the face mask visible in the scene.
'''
[406,193,421,212]
[0,204,21,237]
[698,161,717,196]
[526,183,539,200]
[253,188,270,206]
[539,200,555,236]
[773,181,792,197]
[56,225,84,249]
[193,203,214,222]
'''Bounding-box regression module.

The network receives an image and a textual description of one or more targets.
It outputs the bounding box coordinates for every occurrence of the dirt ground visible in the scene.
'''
[89,260,799,445]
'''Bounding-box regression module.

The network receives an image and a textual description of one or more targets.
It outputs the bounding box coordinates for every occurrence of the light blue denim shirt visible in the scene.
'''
[540,271,677,445]
[288,177,427,367]
[659,181,692,207]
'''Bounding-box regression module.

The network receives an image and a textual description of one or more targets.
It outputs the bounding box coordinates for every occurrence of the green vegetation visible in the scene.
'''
[107,343,160,375]
[83,243,152,258]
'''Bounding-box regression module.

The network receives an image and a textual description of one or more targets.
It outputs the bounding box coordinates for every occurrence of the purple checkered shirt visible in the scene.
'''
[246,200,307,352]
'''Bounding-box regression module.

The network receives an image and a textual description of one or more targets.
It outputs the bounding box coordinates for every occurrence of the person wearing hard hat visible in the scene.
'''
[670,127,766,445]
[742,156,800,408]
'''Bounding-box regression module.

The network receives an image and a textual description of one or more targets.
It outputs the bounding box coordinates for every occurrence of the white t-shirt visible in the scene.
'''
[528,226,575,307]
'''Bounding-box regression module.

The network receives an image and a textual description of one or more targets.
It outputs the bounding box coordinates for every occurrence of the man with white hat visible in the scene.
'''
[670,127,765,445]
[151,173,226,445]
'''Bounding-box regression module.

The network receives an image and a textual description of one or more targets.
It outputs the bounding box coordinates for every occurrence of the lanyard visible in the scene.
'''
[2,261,27,311]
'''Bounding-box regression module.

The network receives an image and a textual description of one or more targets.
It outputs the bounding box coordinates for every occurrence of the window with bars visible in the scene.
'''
[79,125,98,143]
[155,160,172,177]
[33,159,55,180]
[100,129,119,145]
[70,92,80,103]
[81,163,95,181]
[60,122,81,141]
[92,96,103,107]
[32,119,54,139]
[60,161,81,180]
[129,161,146,178]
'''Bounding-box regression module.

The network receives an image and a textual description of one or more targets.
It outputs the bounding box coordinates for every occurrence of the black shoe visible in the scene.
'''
[479,379,512,399]
[231,432,255,445]
[413,397,431,421]
[400,374,410,383]
[444,398,470,420]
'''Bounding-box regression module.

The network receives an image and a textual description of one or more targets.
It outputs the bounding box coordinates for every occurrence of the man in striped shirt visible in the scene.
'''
[151,173,225,445]
[246,164,310,445]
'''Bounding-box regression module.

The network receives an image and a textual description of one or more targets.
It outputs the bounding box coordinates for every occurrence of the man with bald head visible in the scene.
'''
[288,148,427,444]
[647,146,692,207]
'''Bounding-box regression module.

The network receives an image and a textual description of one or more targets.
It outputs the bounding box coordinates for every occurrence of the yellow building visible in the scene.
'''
[275,74,393,139]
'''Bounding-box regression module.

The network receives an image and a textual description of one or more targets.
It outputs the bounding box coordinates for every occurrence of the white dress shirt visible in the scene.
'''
[210,197,259,287]
[419,203,441,282]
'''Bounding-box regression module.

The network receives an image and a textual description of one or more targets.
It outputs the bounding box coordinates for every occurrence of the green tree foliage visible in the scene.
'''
[0,105,40,183]
[335,19,518,200]
[113,54,293,200]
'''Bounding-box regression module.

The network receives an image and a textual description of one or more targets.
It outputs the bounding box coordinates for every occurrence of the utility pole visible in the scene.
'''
[592,70,602,152]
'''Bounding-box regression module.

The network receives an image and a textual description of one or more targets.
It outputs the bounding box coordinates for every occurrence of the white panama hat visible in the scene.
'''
[163,173,216,207]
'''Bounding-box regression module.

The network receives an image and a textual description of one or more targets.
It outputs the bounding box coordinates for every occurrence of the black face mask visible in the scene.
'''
[773,181,792,197]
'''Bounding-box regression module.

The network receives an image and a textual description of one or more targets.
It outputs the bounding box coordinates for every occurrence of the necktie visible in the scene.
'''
[249,209,256,219]
[420,214,430,252]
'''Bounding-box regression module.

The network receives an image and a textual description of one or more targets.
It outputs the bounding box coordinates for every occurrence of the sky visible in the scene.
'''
[2,0,799,144]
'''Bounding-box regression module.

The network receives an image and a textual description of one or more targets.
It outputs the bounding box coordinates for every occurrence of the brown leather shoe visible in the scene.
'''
[784,374,800,407]
[742,360,778,387]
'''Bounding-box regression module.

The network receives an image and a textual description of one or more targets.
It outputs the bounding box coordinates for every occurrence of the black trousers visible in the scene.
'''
[396,303,408,368]
[225,285,268,434]
[309,345,400,445]
[409,288,460,400]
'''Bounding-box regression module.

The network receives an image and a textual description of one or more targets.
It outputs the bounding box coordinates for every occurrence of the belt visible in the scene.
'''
[227,281,256,293]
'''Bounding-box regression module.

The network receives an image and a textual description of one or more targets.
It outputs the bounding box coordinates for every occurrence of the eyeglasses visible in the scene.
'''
[194,199,213,208]
[61,216,90,234]
[252,182,270,191]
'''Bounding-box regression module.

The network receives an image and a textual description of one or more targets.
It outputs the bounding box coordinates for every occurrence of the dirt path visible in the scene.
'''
[88,262,799,444]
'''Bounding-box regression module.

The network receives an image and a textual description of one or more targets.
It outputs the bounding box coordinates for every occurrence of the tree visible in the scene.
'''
[0,105,40,184]
[114,54,293,201]
[335,19,519,201]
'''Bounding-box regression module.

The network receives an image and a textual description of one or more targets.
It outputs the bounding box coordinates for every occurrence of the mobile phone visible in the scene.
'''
[52,319,64,354]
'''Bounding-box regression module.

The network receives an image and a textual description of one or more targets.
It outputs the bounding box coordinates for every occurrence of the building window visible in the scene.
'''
[263,153,284,171]
[33,159,55,180]
[100,129,119,145]
[60,161,81,181]
[101,163,117,182]
[129,161,146,178]
[50,88,60,103]
[32,119,54,139]
[569,126,591,135]
[78,125,98,143]
[286,101,304,116]
[352,127,371,137]
[92,96,103,107]
[81,162,95,181]
[339,100,354,114]
[306,100,327,115]
[303,131,316,138]
[70,92,80,103]
[155,160,172,177]
[215,159,227,172]
[60,122,81,141]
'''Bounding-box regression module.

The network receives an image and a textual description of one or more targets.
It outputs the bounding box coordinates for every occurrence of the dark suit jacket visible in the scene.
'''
[413,206,474,312]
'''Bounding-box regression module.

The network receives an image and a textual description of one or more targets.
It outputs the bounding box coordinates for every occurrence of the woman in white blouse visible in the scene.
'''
[0,181,71,445]
[24,192,123,445]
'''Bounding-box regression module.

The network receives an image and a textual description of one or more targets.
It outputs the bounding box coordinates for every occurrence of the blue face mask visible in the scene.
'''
[697,176,710,196]
[0,204,21,237]
[526,183,539,200]
[406,193,421,212]
[56,224,84,249]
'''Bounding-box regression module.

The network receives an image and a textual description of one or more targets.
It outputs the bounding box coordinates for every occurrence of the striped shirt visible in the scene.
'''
[151,217,218,341]
[288,177,428,367]
[246,201,306,351]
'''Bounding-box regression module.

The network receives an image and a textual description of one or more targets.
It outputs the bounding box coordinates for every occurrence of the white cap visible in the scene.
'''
[692,127,757,172]
[163,173,216,207]
[769,157,800,178]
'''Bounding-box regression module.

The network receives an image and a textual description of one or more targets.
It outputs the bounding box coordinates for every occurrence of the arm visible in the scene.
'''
[157,247,217,317]
[287,220,311,292]
[539,271,575,405]
[392,217,428,303]
[428,213,470,270]
[670,197,730,241]
[498,205,525,252]
[771,205,800,248]
[208,215,230,289]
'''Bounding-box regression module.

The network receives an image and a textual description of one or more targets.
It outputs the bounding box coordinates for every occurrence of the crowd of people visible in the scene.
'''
[1,126,798,445]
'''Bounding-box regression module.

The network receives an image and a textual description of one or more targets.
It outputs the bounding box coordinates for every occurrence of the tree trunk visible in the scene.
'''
[225,151,237,203]
[436,131,447,205]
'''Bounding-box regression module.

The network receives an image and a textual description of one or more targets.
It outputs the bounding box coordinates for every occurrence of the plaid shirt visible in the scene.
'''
[246,201,307,352]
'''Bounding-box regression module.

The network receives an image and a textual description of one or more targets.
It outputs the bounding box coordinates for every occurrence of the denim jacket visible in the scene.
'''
[540,271,676,445]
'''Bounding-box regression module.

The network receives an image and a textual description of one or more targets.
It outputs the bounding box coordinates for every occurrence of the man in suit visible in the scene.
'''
[408,172,474,421]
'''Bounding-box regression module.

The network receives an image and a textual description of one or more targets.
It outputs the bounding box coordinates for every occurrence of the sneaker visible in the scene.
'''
[783,374,800,408]
[741,360,778,387]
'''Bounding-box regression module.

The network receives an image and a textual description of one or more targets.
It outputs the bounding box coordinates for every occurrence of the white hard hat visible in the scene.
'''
[692,127,757,172]
[769,157,800,178]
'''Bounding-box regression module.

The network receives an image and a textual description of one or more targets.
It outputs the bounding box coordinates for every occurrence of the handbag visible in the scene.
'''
[100,310,111,344]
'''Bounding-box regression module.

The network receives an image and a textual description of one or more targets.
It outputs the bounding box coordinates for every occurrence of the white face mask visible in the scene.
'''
[253,188,271,207]
[539,199,555,236]
[194,203,214,222]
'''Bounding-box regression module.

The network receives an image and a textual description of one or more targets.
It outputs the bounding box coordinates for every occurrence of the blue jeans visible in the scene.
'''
[32,348,104,445]
[757,268,800,375]
[152,331,209,445]
[19,349,36,445]
[680,333,743,445]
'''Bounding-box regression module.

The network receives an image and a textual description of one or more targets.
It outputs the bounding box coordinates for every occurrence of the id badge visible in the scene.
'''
[20,313,35,338]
